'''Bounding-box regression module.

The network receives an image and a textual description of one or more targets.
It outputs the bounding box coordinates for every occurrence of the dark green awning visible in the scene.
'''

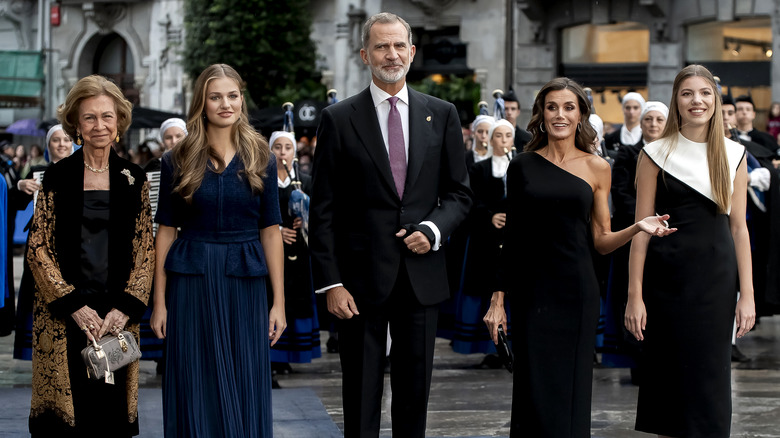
[0,51,44,108]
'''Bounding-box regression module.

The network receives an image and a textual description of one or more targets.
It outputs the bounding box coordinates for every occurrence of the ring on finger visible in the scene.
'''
[81,325,89,332]
[89,324,95,330]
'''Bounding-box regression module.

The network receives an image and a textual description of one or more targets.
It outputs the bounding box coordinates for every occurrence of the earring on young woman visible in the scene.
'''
[540,123,546,133]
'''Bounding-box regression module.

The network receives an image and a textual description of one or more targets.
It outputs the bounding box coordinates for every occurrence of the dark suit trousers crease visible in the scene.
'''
[337,262,438,438]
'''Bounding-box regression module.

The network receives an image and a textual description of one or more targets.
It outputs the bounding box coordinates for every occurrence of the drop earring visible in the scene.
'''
[76,133,83,145]
[115,134,120,143]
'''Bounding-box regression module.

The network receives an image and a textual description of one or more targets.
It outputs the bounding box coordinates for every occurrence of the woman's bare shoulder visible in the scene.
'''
[584,152,611,173]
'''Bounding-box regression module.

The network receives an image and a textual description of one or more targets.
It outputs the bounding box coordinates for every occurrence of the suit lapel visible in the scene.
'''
[350,88,398,200]
[406,89,432,192]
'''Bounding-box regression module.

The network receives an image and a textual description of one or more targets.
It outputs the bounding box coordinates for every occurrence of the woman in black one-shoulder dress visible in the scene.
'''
[484,77,675,437]
[626,65,756,438]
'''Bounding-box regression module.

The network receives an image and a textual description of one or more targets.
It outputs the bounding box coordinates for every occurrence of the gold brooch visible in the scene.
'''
[121,169,135,185]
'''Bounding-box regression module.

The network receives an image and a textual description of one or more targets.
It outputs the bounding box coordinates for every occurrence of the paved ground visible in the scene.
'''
[1,254,779,437]
[276,321,780,438]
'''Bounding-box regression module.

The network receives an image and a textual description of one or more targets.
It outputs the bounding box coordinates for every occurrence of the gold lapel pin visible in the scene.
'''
[426,116,432,122]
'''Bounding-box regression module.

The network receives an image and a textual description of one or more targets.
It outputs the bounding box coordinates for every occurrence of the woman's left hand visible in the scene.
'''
[269,304,286,346]
[483,292,507,345]
[735,295,756,338]
[292,217,303,230]
[99,308,130,338]
[637,214,677,237]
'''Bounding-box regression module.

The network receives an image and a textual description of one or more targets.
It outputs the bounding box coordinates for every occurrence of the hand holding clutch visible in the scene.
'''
[496,325,513,374]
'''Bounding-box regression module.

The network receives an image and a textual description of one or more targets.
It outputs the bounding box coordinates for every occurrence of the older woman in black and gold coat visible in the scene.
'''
[26,75,154,437]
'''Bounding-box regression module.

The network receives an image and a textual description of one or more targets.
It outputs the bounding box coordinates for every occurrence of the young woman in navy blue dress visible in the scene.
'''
[151,64,286,437]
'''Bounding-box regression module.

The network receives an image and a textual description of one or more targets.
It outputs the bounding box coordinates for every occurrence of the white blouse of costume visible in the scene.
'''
[491,154,510,178]
[620,124,643,146]
[277,175,292,189]
[643,132,745,214]
[473,147,492,164]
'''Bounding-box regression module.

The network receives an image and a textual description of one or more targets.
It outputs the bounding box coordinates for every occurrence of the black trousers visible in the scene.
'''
[337,265,438,438]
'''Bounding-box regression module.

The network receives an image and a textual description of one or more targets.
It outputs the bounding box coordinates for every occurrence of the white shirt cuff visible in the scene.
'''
[315,283,343,294]
[420,221,441,251]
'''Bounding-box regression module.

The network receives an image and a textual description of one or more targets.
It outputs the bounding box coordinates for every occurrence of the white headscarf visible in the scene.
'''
[269,131,298,186]
[589,114,604,143]
[620,92,646,146]
[640,101,669,121]
[45,124,73,161]
[471,115,495,162]
[471,115,495,132]
[589,114,605,156]
[622,92,646,110]
[45,124,64,147]
[489,119,515,178]
[158,118,188,143]
[488,119,515,143]
[268,131,297,154]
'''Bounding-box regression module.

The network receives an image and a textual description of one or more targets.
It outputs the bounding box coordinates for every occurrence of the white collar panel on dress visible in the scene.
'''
[643,132,745,213]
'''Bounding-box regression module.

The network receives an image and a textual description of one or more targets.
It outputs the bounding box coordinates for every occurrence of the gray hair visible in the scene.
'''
[361,12,413,49]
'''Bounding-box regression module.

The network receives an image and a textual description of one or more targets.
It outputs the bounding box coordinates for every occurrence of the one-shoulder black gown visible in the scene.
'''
[501,152,599,437]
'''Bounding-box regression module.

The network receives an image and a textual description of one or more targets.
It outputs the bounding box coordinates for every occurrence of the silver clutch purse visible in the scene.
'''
[80,331,142,384]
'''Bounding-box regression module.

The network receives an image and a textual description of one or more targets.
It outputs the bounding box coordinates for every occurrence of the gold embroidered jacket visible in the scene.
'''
[27,147,154,428]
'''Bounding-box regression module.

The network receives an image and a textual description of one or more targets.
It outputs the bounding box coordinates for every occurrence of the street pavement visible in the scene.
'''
[2,254,779,437]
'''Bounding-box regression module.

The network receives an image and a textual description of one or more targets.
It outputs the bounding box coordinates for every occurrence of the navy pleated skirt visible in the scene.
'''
[163,243,272,438]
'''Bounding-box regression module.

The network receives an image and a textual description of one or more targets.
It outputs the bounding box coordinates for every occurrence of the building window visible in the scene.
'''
[687,18,772,128]
[560,23,649,131]
[562,22,649,64]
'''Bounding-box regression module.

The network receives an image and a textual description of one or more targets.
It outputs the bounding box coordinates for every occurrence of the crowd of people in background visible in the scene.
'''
[0,10,778,438]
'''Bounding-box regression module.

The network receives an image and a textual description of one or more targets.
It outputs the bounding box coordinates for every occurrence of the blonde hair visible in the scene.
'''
[657,64,730,213]
[57,75,133,141]
[172,64,270,202]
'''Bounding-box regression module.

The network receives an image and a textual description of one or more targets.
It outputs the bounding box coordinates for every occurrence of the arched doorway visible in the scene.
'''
[78,32,139,104]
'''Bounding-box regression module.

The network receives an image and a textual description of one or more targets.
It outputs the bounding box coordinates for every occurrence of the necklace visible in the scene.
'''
[84,161,109,173]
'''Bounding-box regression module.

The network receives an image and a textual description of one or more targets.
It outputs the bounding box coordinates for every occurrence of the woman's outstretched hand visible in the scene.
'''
[637,214,677,237]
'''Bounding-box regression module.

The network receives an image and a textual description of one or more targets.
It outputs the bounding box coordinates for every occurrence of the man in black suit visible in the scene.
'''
[309,12,471,438]
[735,94,778,156]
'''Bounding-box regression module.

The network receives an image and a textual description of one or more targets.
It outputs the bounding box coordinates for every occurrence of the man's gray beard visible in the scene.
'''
[370,64,409,84]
